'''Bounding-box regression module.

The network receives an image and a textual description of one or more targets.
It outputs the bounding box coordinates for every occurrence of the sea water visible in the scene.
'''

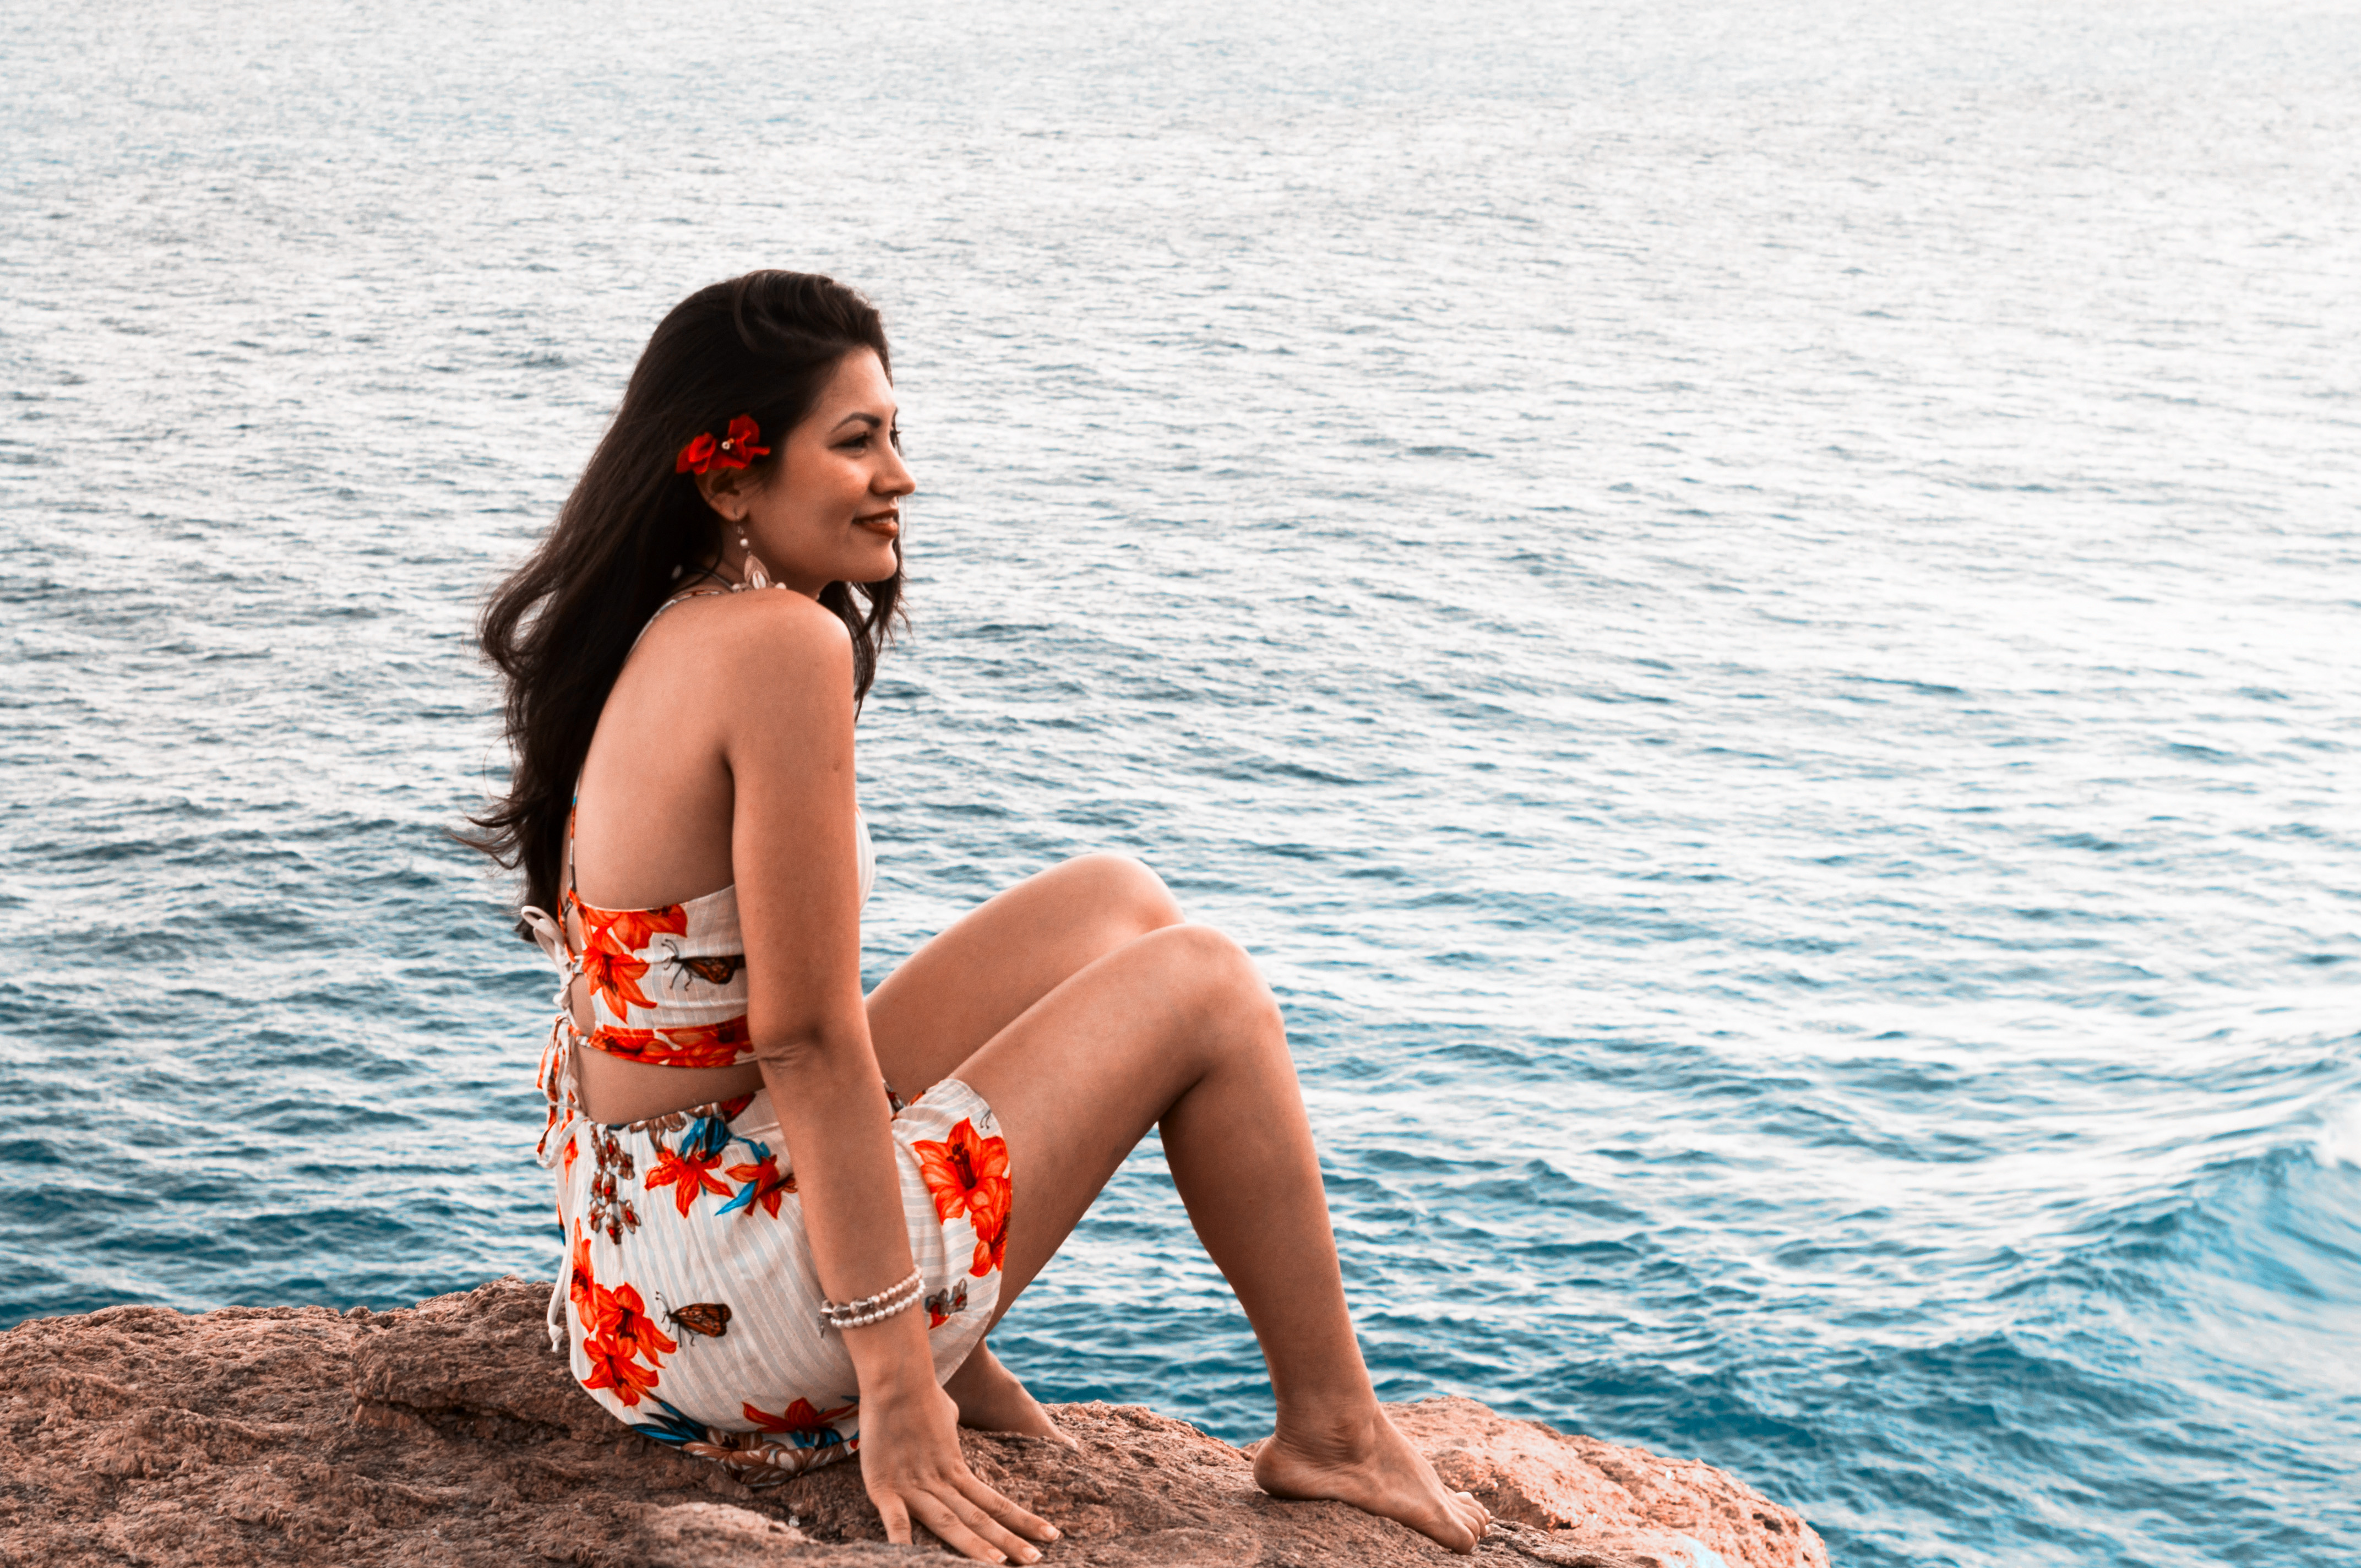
[3,2,2357,1563]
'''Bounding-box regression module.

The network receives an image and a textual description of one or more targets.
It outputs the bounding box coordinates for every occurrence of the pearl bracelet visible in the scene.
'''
[819,1267,924,1332]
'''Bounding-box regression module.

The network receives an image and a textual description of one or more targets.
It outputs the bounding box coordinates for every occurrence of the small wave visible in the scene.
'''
[2315,1097,2361,1170]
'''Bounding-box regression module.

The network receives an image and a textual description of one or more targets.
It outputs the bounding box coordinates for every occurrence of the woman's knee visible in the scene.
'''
[1057,851,1185,935]
[1138,922,1283,1042]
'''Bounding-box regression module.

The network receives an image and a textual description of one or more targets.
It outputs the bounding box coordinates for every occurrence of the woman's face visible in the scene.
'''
[714,348,911,595]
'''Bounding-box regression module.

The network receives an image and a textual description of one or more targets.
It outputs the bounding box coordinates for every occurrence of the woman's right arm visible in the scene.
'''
[718,595,1054,1564]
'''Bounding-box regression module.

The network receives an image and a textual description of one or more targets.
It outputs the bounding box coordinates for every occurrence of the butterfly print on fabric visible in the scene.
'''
[660,1299,732,1340]
[668,952,746,987]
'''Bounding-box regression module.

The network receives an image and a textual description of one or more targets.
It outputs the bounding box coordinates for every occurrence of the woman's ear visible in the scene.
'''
[693,465,753,522]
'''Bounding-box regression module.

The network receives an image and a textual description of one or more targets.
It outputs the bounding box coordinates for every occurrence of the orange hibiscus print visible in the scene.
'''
[645,1141,732,1216]
[720,1142,797,1218]
[582,1329,662,1407]
[744,1396,856,1436]
[912,1117,1013,1277]
[599,1282,678,1364]
[969,1205,1010,1276]
[586,1019,752,1070]
[570,896,688,956]
[567,1224,671,1409]
[568,897,684,1018]
[568,1224,597,1324]
[579,944,656,1017]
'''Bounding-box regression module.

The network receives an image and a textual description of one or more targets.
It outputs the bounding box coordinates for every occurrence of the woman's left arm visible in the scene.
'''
[720,596,1053,1564]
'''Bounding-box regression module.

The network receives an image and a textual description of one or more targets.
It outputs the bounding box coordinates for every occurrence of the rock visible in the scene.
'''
[1389,1398,1821,1568]
[0,1277,1825,1568]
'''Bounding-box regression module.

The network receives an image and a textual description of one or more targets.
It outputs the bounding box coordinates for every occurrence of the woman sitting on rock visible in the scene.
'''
[465,270,1488,1563]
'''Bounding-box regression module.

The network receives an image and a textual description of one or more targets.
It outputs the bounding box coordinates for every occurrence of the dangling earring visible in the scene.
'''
[736,522,774,591]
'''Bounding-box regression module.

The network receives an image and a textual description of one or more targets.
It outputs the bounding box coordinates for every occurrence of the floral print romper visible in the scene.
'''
[521,593,1010,1482]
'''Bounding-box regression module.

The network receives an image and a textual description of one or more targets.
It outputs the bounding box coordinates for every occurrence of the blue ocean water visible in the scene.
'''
[4,1,2358,1562]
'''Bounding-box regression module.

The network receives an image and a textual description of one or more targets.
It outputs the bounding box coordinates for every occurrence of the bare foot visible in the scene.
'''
[944,1342,1070,1443]
[1252,1403,1489,1555]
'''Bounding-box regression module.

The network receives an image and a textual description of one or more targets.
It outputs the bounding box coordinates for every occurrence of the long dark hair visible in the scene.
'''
[463,270,902,924]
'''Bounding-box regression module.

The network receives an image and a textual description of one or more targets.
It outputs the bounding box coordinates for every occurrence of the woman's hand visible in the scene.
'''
[856,1375,1060,1563]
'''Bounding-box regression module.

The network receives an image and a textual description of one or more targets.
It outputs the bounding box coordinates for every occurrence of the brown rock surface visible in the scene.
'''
[0,1277,1825,1568]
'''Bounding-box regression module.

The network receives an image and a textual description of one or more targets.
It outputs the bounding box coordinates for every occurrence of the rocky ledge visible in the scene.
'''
[0,1278,1826,1568]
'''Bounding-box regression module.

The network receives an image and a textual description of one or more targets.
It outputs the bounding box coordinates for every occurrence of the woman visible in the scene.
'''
[468,270,1487,1564]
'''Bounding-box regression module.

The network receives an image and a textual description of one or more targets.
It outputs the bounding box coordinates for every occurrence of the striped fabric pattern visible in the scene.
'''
[551,1077,1005,1479]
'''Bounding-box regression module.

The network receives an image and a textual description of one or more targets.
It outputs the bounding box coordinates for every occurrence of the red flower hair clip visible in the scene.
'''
[676,415,771,475]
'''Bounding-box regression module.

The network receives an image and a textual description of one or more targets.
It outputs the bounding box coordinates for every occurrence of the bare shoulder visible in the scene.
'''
[640,588,853,683]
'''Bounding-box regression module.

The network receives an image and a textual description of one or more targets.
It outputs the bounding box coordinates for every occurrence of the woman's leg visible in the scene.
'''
[864,852,1182,1435]
[866,852,1183,1098]
[952,924,1489,1555]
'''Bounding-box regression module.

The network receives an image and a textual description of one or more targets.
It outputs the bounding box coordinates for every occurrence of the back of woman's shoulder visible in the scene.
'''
[651,587,852,674]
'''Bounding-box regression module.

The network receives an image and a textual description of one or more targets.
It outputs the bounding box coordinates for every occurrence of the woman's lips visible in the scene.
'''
[857,510,900,536]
